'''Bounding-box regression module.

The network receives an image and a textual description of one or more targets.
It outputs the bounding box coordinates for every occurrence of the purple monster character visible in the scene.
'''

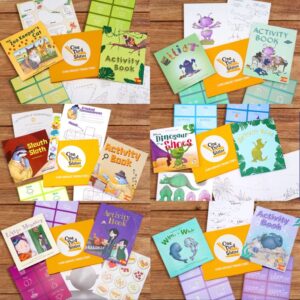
[262,46,275,66]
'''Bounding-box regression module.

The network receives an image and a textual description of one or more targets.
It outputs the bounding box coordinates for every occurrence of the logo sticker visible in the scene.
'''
[57,145,86,173]
[62,38,90,66]
[57,229,84,257]
[214,50,243,78]
[201,135,228,162]
[214,234,242,263]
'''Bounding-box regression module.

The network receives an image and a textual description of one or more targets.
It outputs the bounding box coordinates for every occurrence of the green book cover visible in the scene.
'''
[99,26,147,84]
[154,34,215,94]
[244,24,297,83]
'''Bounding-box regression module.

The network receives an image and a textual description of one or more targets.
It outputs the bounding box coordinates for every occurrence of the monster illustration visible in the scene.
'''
[159,185,173,201]
[67,104,80,120]
[169,243,188,263]
[179,59,200,79]
[169,146,191,168]
[173,188,185,201]
[251,139,267,162]
[159,173,199,190]
[184,237,198,261]
[260,233,283,250]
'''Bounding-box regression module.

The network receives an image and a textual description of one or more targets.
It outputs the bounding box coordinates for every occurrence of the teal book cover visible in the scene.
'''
[154,34,215,94]
[231,118,286,177]
[244,24,297,83]
[152,218,213,278]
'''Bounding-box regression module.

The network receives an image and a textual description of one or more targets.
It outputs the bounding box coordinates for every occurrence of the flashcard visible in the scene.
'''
[231,118,286,177]
[2,214,59,271]
[179,267,235,300]
[225,104,269,124]
[203,39,263,97]
[85,0,136,32]
[153,218,213,278]
[243,79,298,104]
[1,22,62,81]
[8,262,71,300]
[46,219,103,274]
[242,207,298,272]
[12,108,53,137]
[62,66,150,104]
[73,185,118,201]
[174,104,217,134]
[47,113,61,169]
[17,0,80,36]
[155,34,215,94]
[59,104,111,149]
[156,172,213,202]
[192,124,239,182]
[201,225,262,280]
[33,201,79,227]
[17,180,69,202]
[179,82,229,105]
[242,257,293,300]
[11,70,71,104]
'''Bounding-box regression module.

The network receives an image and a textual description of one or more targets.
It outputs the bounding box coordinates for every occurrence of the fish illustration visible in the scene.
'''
[184,237,198,261]
[169,242,188,263]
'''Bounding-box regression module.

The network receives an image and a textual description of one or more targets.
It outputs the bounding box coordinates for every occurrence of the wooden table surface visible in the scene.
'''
[0,0,299,299]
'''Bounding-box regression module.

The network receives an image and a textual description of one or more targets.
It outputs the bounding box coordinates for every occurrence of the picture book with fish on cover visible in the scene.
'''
[152,218,213,278]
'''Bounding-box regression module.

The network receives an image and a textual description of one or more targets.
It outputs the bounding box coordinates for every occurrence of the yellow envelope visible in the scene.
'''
[203,39,263,97]
[202,225,262,280]
[192,124,239,182]
[46,219,103,274]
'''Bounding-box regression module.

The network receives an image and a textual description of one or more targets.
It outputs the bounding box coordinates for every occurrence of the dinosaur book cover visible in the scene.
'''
[0,22,62,81]
[98,26,147,84]
[88,137,148,201]
[230,118,286,177]
[244,24,297,83]
[49,31,102,82]
[2,129,57,184]
[150,125,199,173]
[85,204,143,265]
[241,206,298,272]
[154,34,215,94]
[156,172,213,202]
[152,218,213,278]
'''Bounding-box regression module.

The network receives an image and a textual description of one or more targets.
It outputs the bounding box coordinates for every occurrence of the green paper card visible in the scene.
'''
[99,26,147,84]
[85,0,136,32]
[154,34,215,94]
[231,118,286,177]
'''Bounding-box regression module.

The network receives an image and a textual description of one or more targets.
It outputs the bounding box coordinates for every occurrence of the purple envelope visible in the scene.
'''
[242,257,293,300]
[8,262,71,300]
[179,267,235,300]
[33,201,79,227]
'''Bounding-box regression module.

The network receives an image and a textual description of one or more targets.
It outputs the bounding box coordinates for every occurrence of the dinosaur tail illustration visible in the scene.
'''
[186,182,199,191]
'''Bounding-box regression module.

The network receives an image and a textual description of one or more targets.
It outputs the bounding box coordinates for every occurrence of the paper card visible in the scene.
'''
[179,82,229,105]
[1,22,62,81]
[2,214,59,271]
[184,4,230,49]
[225,104,270,124]
[43,139,99,187]
[174,104,217,134]
[46,219,103,274]
[12,108,53,137]
[243,79,298,104]
[33,201,79,227]
[62,65,150,104]
[59,104,111,149]
[17,180,69,202]
[8,262,71,300]
[242,257,293,300]
[73,185,118,201]
[47,113,61,170]
[242,207,299,272]
[85,0,136,32]
[201,225,262,280]
[152,218,213,278]
[155,34,215,94]
[93,251,150,299]
[211,150,299,202]
[17,0,80,36]
[156,172,213,202]
[231,118,286,177]
[50,31,103,82]
[192,124,239,182]
[179,267,235,300]
[10,70,71,104]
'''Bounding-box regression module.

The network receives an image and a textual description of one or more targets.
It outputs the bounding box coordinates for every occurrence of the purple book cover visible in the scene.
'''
[85,203,143,265]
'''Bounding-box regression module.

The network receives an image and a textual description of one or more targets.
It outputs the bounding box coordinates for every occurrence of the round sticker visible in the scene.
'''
[214,50,243,78]
[57,229,84,257]
[62,38,91,66]
[214,234,242,263]
[200,135,228,163]
[57,145,86,173]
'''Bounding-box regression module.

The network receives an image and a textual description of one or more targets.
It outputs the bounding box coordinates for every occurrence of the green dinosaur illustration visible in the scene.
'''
[173,188,185,201]
[169,146,191,168]
[159,185,172,201]
[159,173,198,191]
[251,139,268,162]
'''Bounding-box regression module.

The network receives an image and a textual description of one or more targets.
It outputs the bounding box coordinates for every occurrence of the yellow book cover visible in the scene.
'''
[49,31,102,82]
[1,22,62,81]
[43,139,99,187]
[202,225,262,280]
[192,124,239,182]
[203,39,263,97]
[46,219,103,274]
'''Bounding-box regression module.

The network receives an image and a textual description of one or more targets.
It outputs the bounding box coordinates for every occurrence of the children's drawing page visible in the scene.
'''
[73,185,118,201]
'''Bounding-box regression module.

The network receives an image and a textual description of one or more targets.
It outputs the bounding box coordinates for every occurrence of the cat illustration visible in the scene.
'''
[22,46,42,70]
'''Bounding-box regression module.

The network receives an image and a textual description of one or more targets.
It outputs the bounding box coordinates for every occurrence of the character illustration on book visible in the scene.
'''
[67,104,79,120]
[101,228,119,259]
[169,237,198,263]
[168,146,191,168]
[169,243,188,263]
[192,14,221,45]
[252,139,267,162]
[184,237,198,261]
[11,233,36,262]
[8,145,33,183]
[179,59,200,79]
